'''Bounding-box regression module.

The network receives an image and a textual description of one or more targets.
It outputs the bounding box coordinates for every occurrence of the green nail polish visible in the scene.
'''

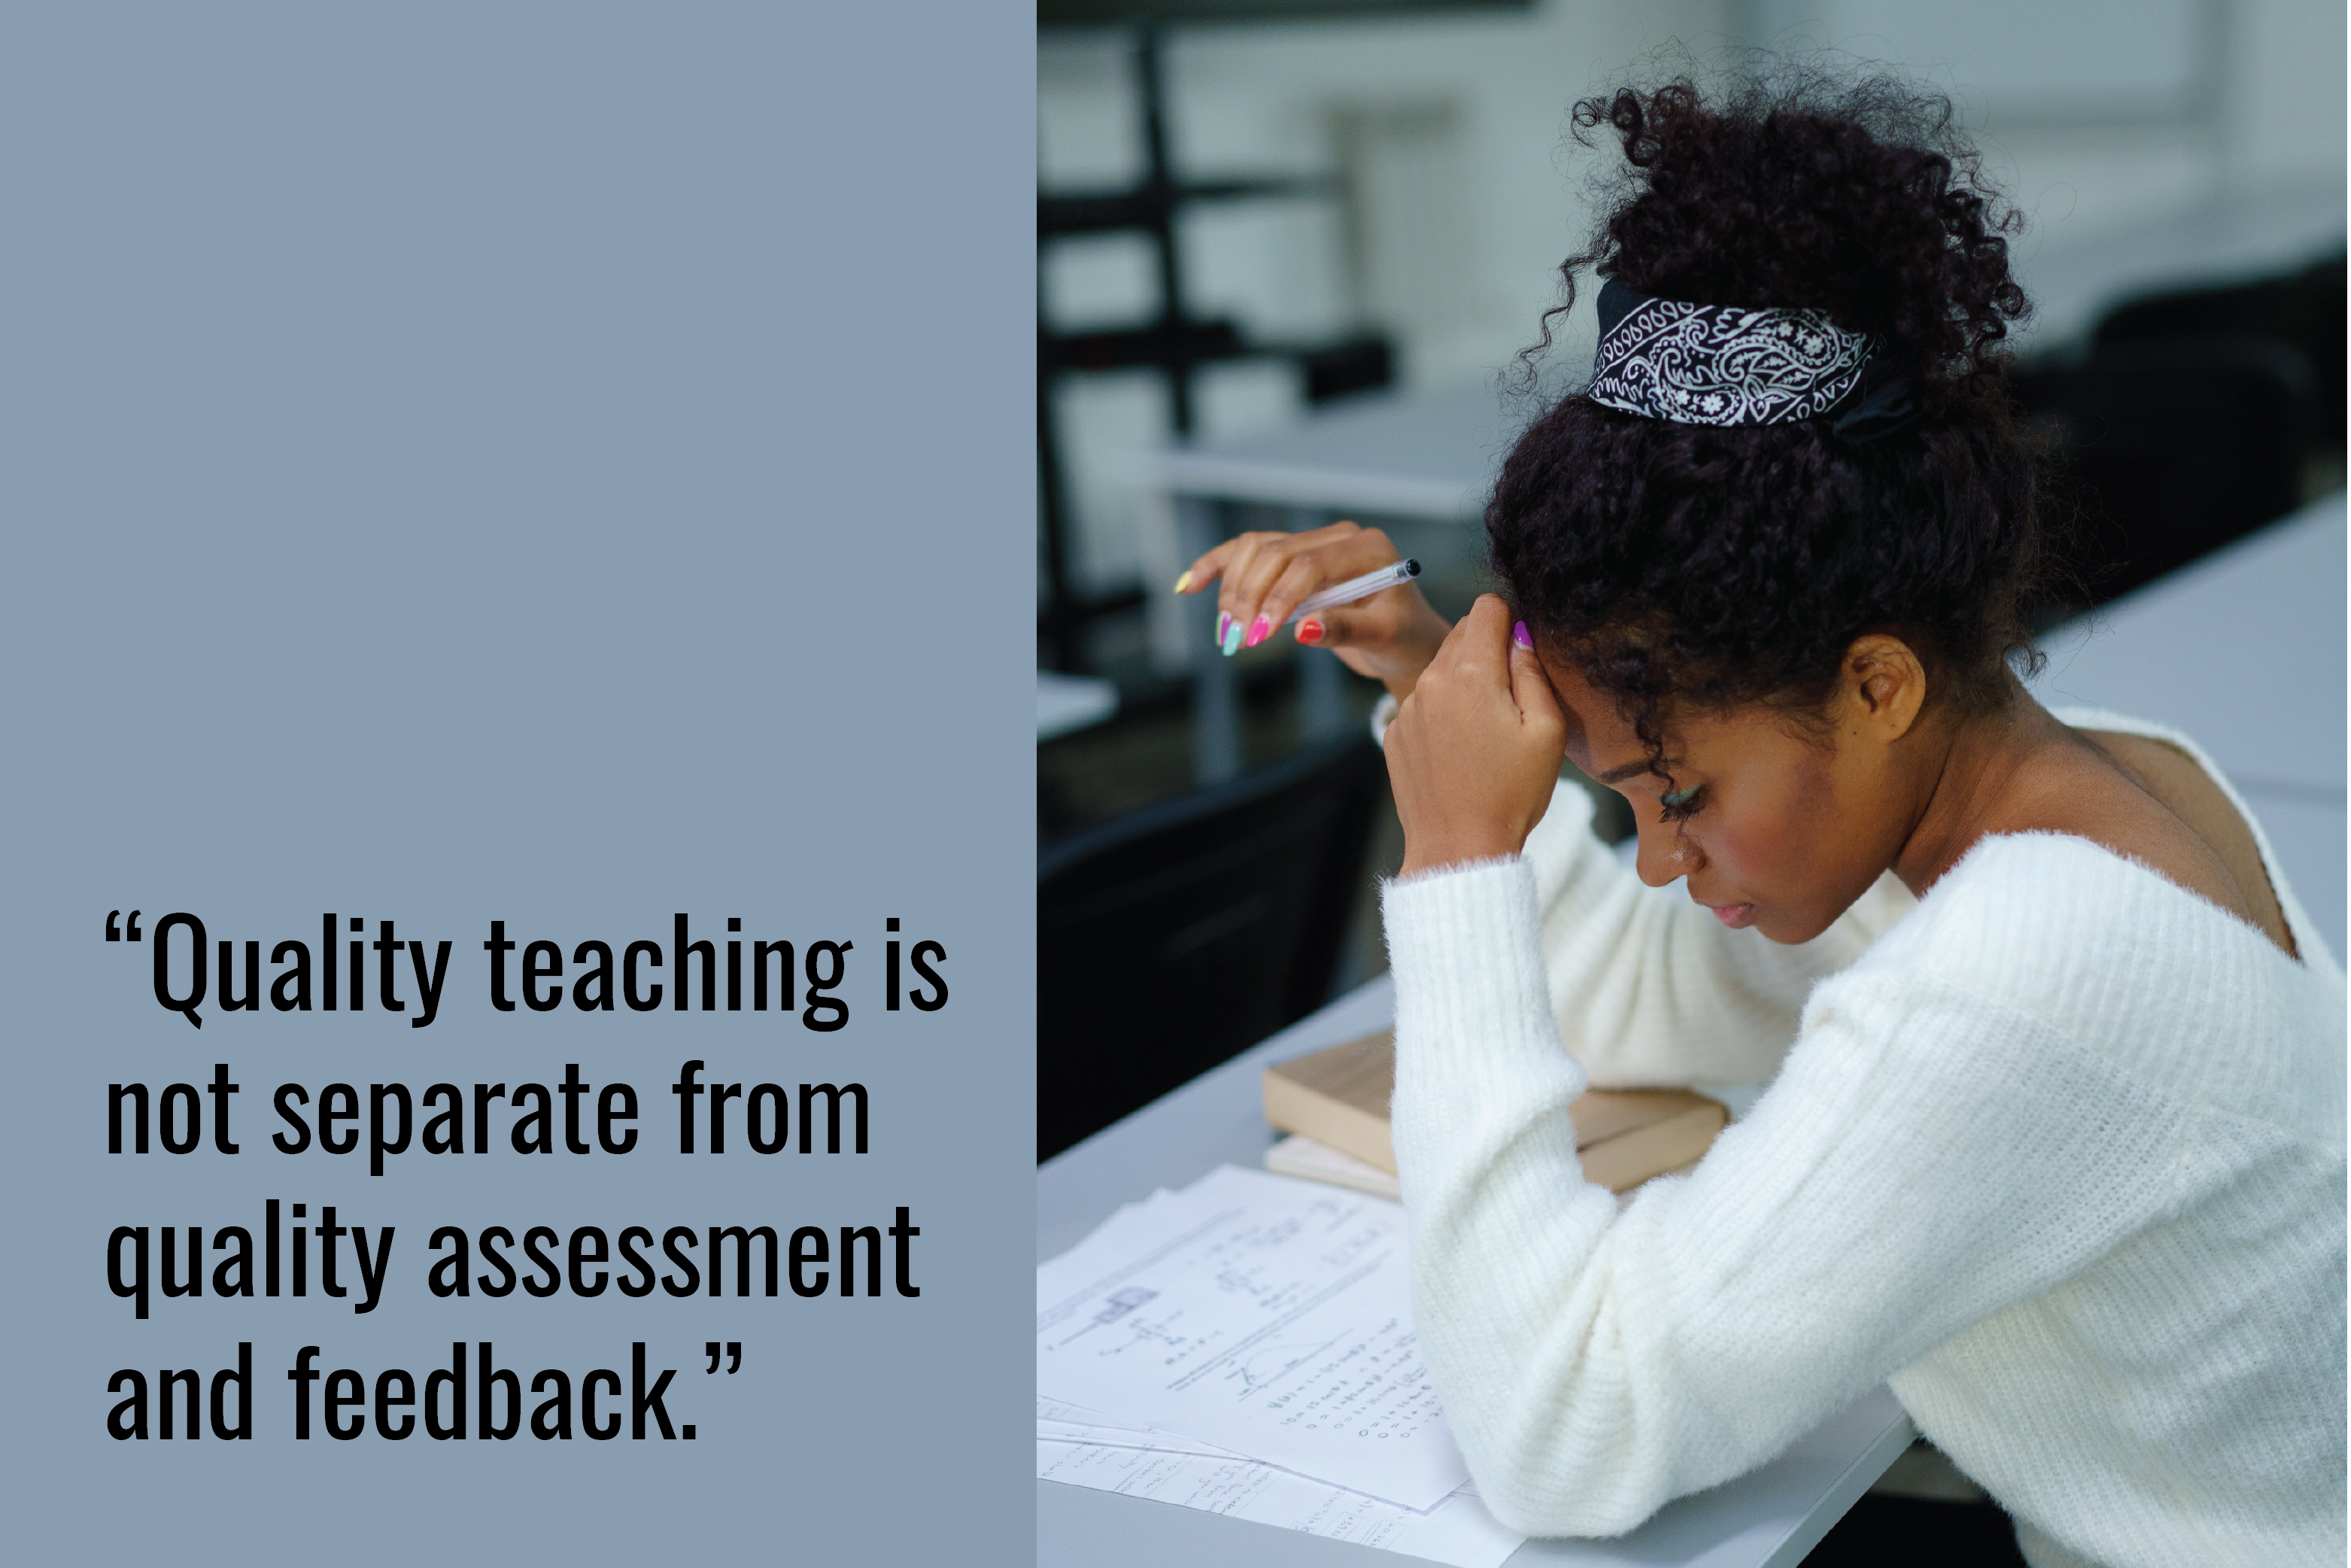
[1221,621,1244,657]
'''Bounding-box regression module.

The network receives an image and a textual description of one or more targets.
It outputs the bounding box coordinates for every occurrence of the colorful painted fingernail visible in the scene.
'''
[1244,614,1271,649]
[1295,618,1324,646]
[1221,620,1244,657]
[1513,620,1534,650]
[1215,610,1232,648]
[1173,570,1193,594]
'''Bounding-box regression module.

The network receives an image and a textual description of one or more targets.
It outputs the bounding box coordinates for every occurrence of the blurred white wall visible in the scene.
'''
[1038,0,2345,609]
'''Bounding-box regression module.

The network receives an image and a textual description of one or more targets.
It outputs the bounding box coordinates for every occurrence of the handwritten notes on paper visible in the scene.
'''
[1036,1165,1523,1564]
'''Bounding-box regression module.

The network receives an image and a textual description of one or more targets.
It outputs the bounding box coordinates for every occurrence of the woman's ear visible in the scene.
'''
[1841,634,1927,742]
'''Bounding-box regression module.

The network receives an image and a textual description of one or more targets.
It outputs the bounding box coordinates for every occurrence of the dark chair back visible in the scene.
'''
[2013,335,2311,608]
[2093,255,2343,438]
[1037,736,1386,1161]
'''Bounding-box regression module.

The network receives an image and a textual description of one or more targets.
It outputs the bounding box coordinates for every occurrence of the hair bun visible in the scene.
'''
[1566,69,2028,403]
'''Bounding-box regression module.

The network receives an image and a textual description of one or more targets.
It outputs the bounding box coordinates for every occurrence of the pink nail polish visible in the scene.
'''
[1513,620,1533,650]
[1244,614,1271,649]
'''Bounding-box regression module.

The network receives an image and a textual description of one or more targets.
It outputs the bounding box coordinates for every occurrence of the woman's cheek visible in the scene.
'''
[1701,814,1777,892]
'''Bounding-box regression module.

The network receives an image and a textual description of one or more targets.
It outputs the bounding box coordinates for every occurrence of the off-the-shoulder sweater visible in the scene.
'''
[1380,708,2345,1568]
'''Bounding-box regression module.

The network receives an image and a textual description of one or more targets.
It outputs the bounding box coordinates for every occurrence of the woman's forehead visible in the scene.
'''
[1539,653,1798,782]
[1538,656,1648,776]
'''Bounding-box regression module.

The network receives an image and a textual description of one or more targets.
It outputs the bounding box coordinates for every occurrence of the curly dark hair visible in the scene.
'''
[1490,67,2043,785]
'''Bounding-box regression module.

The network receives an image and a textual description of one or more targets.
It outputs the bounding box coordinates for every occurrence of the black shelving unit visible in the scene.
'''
[1036,26,1396,673]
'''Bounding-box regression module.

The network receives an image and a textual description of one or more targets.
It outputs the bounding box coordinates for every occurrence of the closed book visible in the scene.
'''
[1262,1030,1727,1195]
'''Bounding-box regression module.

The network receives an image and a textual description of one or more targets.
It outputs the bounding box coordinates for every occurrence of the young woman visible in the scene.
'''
[1177,75,2343,1568]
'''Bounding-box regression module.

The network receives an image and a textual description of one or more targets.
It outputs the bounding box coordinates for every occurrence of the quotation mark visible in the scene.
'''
[704,1342,742,1375]
[106,910,144,942]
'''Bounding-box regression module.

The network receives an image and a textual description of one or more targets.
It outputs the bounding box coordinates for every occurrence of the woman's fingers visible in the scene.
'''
[1226,526,1356,647]
[1296,591,1455,700]
[1177,521,1450,693]
[1213,521,1393,655]
[1381,595,1565,877]
[1172,533,1243,595]
[1507,616,1566,749]
[1176,525,1321,643]
[1292,603,1353,647]
[1294,597,1408,652]
[1213,533,1275,652]
[1430,594,1512,684]
[1252,533,1386,640]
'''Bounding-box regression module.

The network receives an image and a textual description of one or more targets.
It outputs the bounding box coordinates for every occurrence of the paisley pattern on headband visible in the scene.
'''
[1586,296,1880,425]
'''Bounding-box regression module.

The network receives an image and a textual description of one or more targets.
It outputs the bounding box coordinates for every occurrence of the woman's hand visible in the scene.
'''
[1387,595,1568,878]
[1175,520,1451,700]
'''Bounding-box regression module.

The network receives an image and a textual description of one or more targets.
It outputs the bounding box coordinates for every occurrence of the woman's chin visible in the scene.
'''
[1751,905,1836,945]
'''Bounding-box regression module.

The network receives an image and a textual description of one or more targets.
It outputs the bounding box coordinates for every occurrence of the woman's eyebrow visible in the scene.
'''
[1593,758,1668,785]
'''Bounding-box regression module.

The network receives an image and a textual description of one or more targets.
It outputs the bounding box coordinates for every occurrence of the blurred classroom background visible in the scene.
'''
[1036,0,2346,1165]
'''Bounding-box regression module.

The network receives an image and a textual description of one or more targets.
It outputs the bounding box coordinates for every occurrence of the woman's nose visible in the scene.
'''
[1633,822,1700,886]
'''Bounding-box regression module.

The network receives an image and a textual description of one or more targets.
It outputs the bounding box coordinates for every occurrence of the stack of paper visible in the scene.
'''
[1036,1165,1526,1566]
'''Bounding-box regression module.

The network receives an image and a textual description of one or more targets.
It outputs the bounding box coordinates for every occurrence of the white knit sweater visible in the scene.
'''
[1380,708,2346,1568]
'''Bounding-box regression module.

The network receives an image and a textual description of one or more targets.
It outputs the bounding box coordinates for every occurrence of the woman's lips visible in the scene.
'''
[1706,901,1756,929]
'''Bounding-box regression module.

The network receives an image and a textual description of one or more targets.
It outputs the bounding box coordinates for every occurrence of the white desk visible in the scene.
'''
[2027,492,2346,959]
[1038,976,1918,1568]
[1153,386,1520,524]
[1037,669,1120,741]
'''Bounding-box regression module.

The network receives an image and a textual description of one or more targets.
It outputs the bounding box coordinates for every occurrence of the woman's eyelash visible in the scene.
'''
[1659,785,1706,822]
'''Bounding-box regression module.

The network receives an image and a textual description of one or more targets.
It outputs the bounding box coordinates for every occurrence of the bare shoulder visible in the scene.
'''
[2062,728,2296,959]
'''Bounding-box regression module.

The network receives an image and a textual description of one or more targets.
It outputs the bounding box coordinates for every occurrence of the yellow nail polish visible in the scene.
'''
[1172,570,1193,594]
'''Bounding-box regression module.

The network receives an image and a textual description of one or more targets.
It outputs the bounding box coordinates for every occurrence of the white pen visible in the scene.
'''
[1286,558,1420,624]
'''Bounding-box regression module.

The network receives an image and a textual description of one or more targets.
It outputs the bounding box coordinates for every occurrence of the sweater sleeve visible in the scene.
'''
[1519,778,1915,1087]
[1381,853,2190,1538]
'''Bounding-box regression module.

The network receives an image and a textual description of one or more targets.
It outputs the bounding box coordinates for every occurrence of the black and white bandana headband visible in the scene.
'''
[1586,277,1919,440]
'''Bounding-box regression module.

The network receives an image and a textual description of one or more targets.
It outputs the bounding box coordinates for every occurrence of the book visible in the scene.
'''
[1262,1031,1728,1195]
[1265,1132,1403,1199]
